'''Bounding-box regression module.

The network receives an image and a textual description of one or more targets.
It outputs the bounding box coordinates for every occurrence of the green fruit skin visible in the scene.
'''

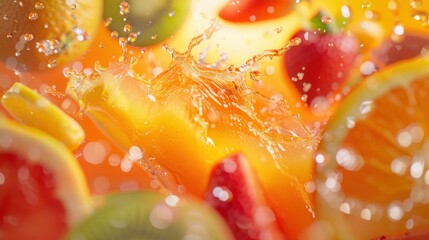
[104,0,191,46]
[66,191,234,240]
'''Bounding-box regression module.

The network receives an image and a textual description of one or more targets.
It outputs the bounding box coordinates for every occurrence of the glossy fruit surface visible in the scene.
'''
[315,57,429,239]
[0,0,102,71]
[219,0,294,22]
[204,153,286,240]
[67,191,233,240]
[1,82,85,151]
[284,30,359,106]
[0,118,91,239]
[104,0,191,46]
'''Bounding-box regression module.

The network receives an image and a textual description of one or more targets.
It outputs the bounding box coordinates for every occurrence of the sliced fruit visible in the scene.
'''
[66,39,318,239]
[0,0,102,71]
[372,32,429,66]
[315,57,429,239]
[283,13,360,106]
[204,153,286,240]
[67,191,233,239]
[1,82,84,151]
[104,0,191,46]
[219,0,294,22]
[0,118,91,239]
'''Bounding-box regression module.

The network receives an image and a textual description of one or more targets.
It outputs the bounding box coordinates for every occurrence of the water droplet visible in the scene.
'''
[412,11,428,22]
[359,100,373,115]
[250,70,263,83]
[361,1,372,9]
[387,0,399,12]
[36,39,61,56]
[73,27,89,41]
[128,32,137,42]
[151,35,157,40]
[24,33,33,41]
[388,202,404,221]
[397,129,412,147]
[222,158,237,173]
[104,17,112,27]
[321,16,332,24]
[119,1,130,15]
[410,0,422,9]
[123,23,132,33]
[28,12,38,20]
[360,208,372,221]
[212,186,233,202]
[168,11,175,17]
[111,31,119,38]
[341,5,351,19]
[360,61,376,75]
[3,15,9,20]
[393,23,405,36]
[47,59,57,68]
[34,2,44,9]
[390,157,409,175]
[336,148,363,171]
[70,4,77,10]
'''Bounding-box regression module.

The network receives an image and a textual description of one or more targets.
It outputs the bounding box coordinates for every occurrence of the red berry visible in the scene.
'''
[204,153,286,240]
[284,30,359,105]
[219,0,293,22]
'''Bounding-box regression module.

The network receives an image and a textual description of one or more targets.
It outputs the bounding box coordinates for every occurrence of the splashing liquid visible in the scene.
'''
[66,19,318,223]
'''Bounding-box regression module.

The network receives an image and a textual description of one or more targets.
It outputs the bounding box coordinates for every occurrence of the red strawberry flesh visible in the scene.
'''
[204,153,285,240]
[284,30,359,105]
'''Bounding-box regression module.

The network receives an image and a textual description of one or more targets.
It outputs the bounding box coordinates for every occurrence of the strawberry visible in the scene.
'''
[204,153,286,240]
[283,14,360,105]
[219,0,293,22]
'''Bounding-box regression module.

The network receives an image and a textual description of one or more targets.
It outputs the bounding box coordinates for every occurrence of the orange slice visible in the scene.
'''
[0,118,91,239]
[315,57,429,239]
[1,82,85,151]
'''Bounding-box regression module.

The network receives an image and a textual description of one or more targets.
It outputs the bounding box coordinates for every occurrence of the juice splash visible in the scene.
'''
[66,19,319,238]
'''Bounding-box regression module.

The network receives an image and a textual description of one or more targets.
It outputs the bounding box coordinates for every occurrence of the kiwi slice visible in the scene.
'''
[66,191,233,240]
[104,0,191,46]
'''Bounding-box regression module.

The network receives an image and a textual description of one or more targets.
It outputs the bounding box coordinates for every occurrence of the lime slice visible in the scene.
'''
[1,82,84,151]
